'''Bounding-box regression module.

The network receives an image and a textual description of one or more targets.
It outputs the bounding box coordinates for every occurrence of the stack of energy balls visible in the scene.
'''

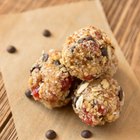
[28,26,124,127]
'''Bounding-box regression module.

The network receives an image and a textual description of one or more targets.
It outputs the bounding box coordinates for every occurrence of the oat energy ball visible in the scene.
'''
[61,26,118,81]
[72,77,124,126]
[29,50,73,109]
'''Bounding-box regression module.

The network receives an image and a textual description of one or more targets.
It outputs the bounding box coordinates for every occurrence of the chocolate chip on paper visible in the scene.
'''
[43,29,52,37]
[81,130,92,138]
[45,130,57,139]
[25,89,32,99]
[7,45,17,53]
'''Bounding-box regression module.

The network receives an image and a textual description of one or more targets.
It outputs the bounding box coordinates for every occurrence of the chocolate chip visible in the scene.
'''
[81,130,92,138]
[101,47,108,56]
[70,46,76,53]
[42,53,49,62]
[45,130,57,139]
[86,36,94,41]
[30,64,40,73]
[92,100,98,107]
[25,89,32,98]
[53,60,61,65]
[7,45,17,53]
[86,56,93,60]
[78,36,94,44]
[118,88,123,101]
[43,29,51,37]
[78,38,85,43]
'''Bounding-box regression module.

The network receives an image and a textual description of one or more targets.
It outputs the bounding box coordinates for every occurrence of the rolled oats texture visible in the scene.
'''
[72,77,124,126]
[61,26,118,81]
[28,50,73,109]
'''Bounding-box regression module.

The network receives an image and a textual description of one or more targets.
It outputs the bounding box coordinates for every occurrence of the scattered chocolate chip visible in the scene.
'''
[118,88,123,101]
[53,60,61,65]
[30,64,41,73]
[45,130,57,139]
[43,29,51,37]
[86,56,93,60]
[7,45,17,53]
[25,89,32,98]
[81,130,92,138]
[42,53,49,62]
[101,47,108,57]
[70,46,76,53]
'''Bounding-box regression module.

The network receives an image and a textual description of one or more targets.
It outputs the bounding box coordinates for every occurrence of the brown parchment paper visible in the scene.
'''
[0,0,140,139]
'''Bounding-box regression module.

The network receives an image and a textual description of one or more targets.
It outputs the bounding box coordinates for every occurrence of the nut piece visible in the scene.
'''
[76,95,84,109]
[77,82,89,94]
[101,79,109,89]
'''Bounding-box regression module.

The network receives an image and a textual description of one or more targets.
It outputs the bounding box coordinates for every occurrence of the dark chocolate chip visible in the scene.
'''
[81,130,92,138]
[78,36,94,44]
[70,46,76,53]
[78,38,85,43]
[42,53,49,62]
[86,36,94,41]
[25,89,32,98]
[101,47,108,56]
[43,29,51,37]
[45,130,57,139]
[92,100,98,107]
[7,45,17,53]
[118,88,123,101]
[86,56,93,60]
[53,60,61,65]
[30,64,40,73]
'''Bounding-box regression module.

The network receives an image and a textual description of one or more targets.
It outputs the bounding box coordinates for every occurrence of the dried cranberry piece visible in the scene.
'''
[83,75,93,81]
[32,89,40,99]
[61,77,72,91]
[98,105,107,115]
[82,113,93,126]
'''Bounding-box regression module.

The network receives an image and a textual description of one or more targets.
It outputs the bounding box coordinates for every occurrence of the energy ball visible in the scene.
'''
[72,77,124,126]
[61,26,118,81]
[29,50,73,109]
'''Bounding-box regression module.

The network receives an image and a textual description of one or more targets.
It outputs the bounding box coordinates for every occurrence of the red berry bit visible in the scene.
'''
[82,113,93,126]
[82,108,93,125]
[32,88,40,100]
[83,75,93,81]
[61,77,72,91]
[98,105,107,116]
